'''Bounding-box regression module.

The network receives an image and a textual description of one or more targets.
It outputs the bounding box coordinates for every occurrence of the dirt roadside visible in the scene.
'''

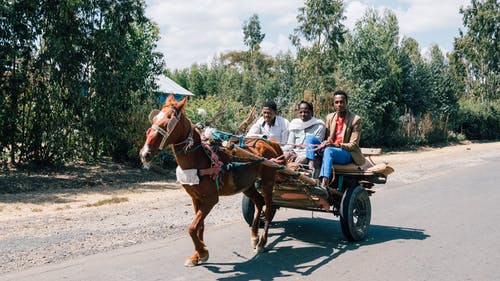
[1,141,499,274]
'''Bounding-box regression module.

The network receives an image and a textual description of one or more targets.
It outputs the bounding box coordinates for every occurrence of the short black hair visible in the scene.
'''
[263,101,277,112]
[298,100,314,112]
[333,90,348,101]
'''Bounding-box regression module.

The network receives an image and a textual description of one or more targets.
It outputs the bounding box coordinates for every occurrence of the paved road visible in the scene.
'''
[2,154,499,281]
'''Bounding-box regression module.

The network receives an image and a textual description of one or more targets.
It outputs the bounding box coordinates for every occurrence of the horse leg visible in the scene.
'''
[256,171,275,253]
[243,187,264,249]
[185,196,217,267]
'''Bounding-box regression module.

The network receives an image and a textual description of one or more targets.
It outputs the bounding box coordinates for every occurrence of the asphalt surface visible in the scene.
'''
[2,154,499,281]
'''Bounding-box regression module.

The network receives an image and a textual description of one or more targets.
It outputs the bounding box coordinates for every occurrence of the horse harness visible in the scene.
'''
[149,109,267,189]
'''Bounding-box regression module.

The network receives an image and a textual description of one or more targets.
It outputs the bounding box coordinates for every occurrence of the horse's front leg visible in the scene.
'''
[184,192,217,267]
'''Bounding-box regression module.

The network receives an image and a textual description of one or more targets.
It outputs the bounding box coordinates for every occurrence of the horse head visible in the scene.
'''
[139,94,191,168]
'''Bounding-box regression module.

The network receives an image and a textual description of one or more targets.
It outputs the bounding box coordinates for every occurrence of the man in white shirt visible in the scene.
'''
[247,101,289,144]
[283,101,325,164]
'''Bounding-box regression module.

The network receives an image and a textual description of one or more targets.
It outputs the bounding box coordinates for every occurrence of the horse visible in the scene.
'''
[139,94,283,267]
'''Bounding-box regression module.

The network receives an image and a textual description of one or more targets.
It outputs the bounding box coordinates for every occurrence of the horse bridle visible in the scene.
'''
[149,107,194,151]
[150,107,180,150]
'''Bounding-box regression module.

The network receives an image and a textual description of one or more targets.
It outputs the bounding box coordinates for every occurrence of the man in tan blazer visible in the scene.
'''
[309,90,363,192]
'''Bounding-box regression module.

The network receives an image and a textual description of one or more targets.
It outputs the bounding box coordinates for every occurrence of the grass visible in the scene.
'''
[82,196,129,208]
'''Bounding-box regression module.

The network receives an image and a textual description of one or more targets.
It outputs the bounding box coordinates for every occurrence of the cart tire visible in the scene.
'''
[242,195,255,226]
[241,195,276,227]
[340,185,371,241]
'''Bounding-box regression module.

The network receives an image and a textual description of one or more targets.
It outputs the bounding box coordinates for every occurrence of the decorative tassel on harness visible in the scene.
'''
[199,135,224,189]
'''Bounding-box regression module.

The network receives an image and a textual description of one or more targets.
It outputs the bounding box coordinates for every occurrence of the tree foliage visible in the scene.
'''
[1,0,497,169]
[290,0,345,106]
[339,9,402,146]
[1,0,163,167]
[451,0,499,102]
[243,14,265,53]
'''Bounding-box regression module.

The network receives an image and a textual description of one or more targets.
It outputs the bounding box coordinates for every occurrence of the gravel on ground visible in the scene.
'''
[1,141,499,274]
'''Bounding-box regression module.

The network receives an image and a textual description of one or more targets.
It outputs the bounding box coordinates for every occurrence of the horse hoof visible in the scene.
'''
[184,259,198,267]
[199,252,209,263]
[184,252,209,267]
[254,245,264,253]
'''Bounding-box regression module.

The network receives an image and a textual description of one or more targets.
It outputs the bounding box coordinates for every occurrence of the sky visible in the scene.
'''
[145,0,470,70]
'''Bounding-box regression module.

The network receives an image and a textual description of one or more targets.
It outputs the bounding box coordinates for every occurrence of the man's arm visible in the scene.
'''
[246,117,263,136]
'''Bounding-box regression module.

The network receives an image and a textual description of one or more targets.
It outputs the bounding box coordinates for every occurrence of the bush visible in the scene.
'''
[455,100,500,140]
[184,95,249,134]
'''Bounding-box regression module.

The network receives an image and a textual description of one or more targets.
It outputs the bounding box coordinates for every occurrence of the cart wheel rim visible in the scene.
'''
[340,185,371,241]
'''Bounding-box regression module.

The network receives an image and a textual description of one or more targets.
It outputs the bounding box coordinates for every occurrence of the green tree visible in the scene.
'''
[290,0,346,105]
[451,0,499,102]
[243,14,265,53]
[427,44,459,142]
[188,64,206,97]
[88,0,163,160]
[1,0,163,167]
[1,0,44,164]
[339,8,401,146]
[272,51,297,116]
[398,37,432,116]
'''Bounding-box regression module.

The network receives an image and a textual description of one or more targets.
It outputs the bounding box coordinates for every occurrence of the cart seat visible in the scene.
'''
[334,161,394,177]
[333,147,394,177]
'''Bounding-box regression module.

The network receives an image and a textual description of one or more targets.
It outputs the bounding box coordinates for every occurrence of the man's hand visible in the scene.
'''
[316,138,340,151]
[283,151,297,161]
[316,140,330,150]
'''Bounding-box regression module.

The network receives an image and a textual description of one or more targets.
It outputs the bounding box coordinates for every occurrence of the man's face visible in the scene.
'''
[333,95,347,114]
[298,103,312,122]
[262,107,276,124]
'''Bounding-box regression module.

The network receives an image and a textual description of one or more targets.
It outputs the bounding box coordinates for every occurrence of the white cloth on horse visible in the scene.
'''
[176,166,199,185]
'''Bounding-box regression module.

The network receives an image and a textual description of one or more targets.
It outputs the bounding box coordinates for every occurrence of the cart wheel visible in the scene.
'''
[241,195,276,227]
[339,185,371,241]
[242,195,255,226]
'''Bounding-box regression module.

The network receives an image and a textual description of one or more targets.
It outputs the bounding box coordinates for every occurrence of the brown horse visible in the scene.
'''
[139,95,282,266]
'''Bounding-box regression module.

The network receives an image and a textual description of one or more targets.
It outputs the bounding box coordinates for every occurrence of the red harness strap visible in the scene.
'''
[199,137,224,188]
[198,167,222,177]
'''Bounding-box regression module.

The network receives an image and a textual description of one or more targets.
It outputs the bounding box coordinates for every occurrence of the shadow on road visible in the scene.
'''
[203,217,429,280]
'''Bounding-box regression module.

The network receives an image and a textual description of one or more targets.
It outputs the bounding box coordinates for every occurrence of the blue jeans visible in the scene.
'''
[304,135,322,160]
[304,135,353,179]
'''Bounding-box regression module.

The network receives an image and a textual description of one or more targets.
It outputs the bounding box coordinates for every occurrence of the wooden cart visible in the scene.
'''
[241,148,394,242]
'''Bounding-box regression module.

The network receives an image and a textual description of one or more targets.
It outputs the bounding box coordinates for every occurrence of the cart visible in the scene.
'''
[241,148,394,242]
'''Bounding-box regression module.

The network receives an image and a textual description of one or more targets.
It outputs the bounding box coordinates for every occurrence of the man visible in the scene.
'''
[309,90,364,194]
[247,101,289,144]
[283,101,325,165]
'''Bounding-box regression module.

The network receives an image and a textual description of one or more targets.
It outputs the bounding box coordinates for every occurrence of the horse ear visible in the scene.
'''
[165,94,175,103]
[148,109,160,123]
[177,97,188,112]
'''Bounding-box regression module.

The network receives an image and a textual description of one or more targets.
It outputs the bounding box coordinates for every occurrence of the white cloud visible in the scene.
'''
[344,1,370,29]
[344,0,467,53]
[146,0,302,69]
[345,0,467,32]
[261,33,292,56]
[146,0,468,69]
[392,0,468,34]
